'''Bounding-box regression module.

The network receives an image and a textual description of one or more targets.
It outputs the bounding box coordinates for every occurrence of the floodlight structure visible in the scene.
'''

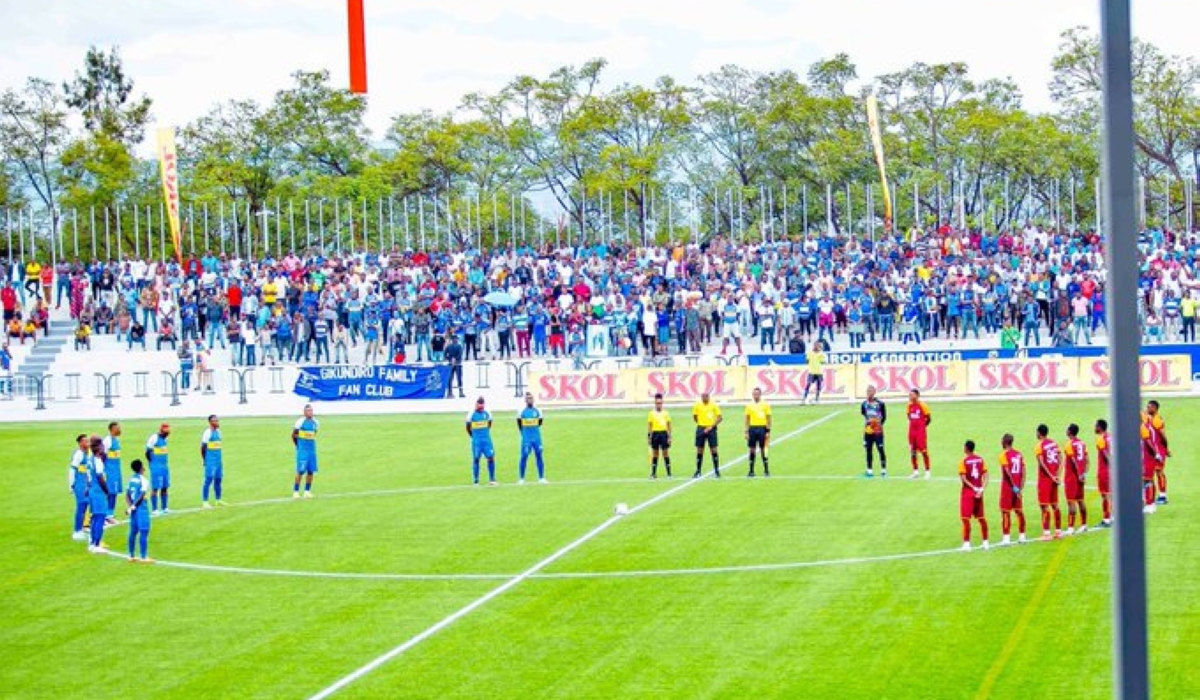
[1099,1,1148,698]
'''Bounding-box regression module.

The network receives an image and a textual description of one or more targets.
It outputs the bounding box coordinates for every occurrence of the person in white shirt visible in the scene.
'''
[242,318,258,365]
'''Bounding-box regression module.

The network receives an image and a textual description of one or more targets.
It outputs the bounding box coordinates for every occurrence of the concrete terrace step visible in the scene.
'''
[11,319,71,375]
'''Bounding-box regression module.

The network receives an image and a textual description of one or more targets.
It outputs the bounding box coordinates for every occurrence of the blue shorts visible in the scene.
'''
[204,463,224,480]
[88,491,110,517]
[296,452,319,475]
[472,442,495,460]
[130,509,151,532]
[520,441,543,458]
[104,467,123,495]
[73,484,89,504]
[151,467,171,490]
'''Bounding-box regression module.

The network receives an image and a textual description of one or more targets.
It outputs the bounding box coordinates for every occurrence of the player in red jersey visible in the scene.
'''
[1033,424,1063,540]
[1094,419,1112,527]
[906,389,932,479]
[1139,403,1168,513]
[998,433,1027,545]
[1143,400,1170,507]
[958,439,989,551]
[1063,423,1089,534]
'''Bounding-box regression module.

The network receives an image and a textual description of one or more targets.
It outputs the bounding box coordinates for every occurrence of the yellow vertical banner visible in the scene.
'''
[156,127,183,261]
[866,95,893,232]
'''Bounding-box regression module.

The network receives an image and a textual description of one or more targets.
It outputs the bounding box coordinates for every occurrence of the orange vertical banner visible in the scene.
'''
[348,0,367,94]
[156,127,183,262]
[866,95,893,232]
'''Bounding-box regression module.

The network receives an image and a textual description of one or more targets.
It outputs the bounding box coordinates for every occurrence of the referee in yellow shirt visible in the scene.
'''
[692,392,723,478]
[647,392,672,479]
[802,340,826,404]
[745,387,772,477]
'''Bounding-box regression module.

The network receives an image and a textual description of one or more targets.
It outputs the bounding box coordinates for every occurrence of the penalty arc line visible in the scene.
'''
[305,410,844,700]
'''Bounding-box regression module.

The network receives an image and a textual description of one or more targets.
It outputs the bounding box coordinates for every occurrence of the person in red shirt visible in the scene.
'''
[227,282,243,321]
[1063,423,1089,534]
[906,389,932,479]
[958,439,989,551]
[1140,402,1169,513]
[998,433,1027,545]
[1145,400,1170,506]
[1,282,16,323]
[1094,419,1112,527]
[1033,423,1063,540]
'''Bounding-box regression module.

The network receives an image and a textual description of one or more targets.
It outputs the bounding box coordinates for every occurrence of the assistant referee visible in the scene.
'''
[745,387,772,477]
[647,392,673,479]
[692,392,723,478]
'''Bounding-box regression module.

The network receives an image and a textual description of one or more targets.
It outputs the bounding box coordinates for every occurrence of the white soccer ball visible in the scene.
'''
[614,503,629,516]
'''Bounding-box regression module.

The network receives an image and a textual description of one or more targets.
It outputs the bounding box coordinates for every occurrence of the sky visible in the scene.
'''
[0,0,1195,152]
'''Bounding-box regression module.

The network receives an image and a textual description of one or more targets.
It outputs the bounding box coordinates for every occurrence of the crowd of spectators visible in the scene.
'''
[3,221,1198,380]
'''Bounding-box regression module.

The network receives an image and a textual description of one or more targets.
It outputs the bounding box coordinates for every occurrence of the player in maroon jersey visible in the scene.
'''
[1033,424,1063,540]
[958,439,989,551]
[1063,423,1089,534]
[906,389,932,479]
[1143,400,1170,508]
[998,433,1027,545]
[1139,406,1166,513]
[1094,419,1112,527]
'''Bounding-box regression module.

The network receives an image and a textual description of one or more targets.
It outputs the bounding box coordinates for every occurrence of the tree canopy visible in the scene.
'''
[0,29,1196,254]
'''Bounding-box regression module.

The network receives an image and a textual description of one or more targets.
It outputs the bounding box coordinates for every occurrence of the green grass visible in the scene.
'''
[1,399,1197,699]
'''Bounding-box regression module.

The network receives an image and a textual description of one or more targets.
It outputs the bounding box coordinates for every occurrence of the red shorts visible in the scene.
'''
[1064,475,1084,502]
[1098,466,1110,495]
[1038,478,1059,506]
[960,490,985,519]
[1141,456,1158,481]
[908,432,927,452]
[1000,487,1023,511]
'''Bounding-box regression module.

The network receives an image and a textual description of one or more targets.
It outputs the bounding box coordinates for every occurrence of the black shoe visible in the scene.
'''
[713,470,721,479]
[764,471,770,477]
[747,471,756,478]
[692,471,702,479]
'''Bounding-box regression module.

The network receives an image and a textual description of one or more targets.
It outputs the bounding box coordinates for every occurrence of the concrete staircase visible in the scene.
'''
[17,319,70,376]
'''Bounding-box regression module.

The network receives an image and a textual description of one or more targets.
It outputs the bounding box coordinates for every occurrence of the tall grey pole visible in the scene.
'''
[1100,1,1149,698]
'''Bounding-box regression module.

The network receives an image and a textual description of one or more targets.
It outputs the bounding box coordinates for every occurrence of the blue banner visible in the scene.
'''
[748,349,1010,366]
[293,364,451,401]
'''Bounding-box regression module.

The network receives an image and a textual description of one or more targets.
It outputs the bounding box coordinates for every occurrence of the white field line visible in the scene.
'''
[104,540,1062,582]
[304,410,843,700]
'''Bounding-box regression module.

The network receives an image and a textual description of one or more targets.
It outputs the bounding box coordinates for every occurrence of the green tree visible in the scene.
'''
[465,60,608,239]
[59,45,154,253]
[268,69,371,179]
[1051,26,1199,181]
[63,45,153,146]
[0,78,70,253]
[589,77,691,243]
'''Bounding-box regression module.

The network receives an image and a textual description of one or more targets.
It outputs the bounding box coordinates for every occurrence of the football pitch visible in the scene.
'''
[2,398,1197,699]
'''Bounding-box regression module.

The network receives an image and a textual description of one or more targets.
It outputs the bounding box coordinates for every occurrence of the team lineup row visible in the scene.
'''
[68,417,223,562]
[854,390,1172,549]
[64,395,1171,560]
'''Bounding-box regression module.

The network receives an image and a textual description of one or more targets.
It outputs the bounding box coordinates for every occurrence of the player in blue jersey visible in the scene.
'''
[101,421,123,524]
[292,404,319,498]
[145,423,172,515]
[125,459,153,562]
[200,414,226,508]
[68,433,90,541]
[516,392,546,484]
[466,396,497,485]
[86,436,111,553]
